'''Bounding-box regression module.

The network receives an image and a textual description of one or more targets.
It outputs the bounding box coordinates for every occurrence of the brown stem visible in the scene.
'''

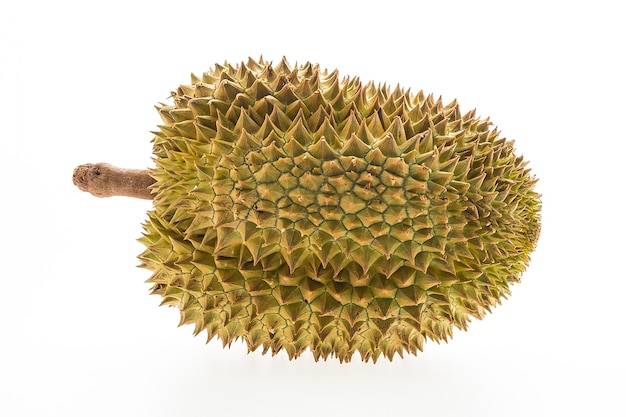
[73,163,155,200]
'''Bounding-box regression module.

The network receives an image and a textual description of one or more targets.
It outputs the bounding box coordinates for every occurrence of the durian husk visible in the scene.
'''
[139,57,541,362]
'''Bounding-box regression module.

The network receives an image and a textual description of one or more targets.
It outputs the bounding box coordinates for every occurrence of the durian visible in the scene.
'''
[73,57,541,363]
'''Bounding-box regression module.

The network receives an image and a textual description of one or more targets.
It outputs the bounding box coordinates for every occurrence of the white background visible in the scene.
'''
[2,1,624,416]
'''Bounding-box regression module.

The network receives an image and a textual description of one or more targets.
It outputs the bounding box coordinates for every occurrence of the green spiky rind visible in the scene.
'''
[139,57,541,363]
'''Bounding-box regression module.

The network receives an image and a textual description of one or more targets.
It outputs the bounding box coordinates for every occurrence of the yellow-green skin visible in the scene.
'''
[139,57,541,362]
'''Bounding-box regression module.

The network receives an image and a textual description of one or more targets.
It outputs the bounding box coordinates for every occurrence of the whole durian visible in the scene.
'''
[78,57,541,362]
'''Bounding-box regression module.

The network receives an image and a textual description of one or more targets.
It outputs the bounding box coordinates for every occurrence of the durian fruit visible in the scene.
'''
[77,57,541,363]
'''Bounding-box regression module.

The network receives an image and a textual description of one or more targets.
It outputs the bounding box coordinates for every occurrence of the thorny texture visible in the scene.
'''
[77,57,541,363]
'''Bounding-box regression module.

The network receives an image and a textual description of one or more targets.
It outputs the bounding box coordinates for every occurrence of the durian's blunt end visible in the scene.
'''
[72,163,155,200]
